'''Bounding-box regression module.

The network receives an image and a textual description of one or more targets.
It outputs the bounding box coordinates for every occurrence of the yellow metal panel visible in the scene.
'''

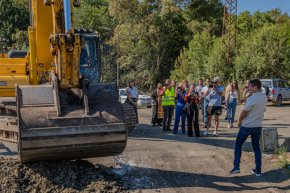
[33,0,54,72]
[0,58,27,75]
[28,27,37,84]
[0,75,29,97]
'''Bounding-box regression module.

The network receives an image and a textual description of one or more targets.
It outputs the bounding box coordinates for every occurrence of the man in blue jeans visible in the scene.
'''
[161,79,175,132]
[230,79,267,177]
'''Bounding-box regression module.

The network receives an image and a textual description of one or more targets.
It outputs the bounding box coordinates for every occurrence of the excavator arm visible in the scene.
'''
[0,0,137,163]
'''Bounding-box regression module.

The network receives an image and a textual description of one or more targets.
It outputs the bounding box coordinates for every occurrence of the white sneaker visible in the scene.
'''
[213,131,218,136]
[203,131,208,136]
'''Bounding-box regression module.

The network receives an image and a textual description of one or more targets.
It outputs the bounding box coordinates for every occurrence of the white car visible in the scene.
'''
[119,88,152,108]
[260,78,290,106]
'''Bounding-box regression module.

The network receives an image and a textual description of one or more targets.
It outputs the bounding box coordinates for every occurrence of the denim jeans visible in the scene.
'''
[173,105,186,134]
[163,105,174,131]
[234,126,262,173]
[227,98,237,124]
[203,99,209,126]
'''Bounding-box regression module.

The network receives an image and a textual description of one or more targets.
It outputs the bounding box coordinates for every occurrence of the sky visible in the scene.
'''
[237,0,290,15]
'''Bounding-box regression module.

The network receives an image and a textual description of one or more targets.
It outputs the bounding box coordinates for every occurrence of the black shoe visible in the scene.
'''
[230,167,240,174]
[251,169,262,177]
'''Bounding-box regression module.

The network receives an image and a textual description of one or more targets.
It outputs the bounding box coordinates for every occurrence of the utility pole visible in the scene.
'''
[116,32,120,87]
[222,0,238,66]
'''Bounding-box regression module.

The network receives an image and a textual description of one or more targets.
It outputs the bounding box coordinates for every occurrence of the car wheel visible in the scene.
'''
[275,95,282,106]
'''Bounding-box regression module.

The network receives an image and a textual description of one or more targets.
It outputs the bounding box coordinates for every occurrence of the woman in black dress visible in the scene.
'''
[185,84,200,137]
[151,83,163,126]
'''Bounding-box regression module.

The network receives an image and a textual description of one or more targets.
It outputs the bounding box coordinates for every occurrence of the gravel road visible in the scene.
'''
[0,102,289,193]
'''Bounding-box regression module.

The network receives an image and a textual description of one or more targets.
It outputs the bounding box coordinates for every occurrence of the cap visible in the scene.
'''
[213,77,221,83]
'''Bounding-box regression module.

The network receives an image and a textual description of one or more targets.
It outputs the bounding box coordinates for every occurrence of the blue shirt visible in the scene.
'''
[209,89,222,107]
[176,91,186,107]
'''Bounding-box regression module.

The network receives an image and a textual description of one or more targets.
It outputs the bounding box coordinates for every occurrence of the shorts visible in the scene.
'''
[207,106,222,116]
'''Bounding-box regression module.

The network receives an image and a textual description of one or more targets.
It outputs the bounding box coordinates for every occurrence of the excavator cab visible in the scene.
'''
[79,32,102,84]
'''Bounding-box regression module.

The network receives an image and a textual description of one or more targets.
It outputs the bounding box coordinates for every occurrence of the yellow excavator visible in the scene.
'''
[0,0,137,163]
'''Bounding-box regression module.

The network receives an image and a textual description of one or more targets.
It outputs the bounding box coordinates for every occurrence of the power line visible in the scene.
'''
[264,0,290,13]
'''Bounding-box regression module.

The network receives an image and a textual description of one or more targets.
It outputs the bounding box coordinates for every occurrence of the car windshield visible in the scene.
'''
[119,90,126,96]
[261,81,272,88]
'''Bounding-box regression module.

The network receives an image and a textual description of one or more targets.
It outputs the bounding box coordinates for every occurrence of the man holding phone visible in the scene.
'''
[204,80,223,136]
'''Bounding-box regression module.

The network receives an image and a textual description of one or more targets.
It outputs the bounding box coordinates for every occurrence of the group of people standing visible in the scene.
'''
[151,77,247,137]
[151,78,267,176]
[151,79,201,137]
[128,78,268,176]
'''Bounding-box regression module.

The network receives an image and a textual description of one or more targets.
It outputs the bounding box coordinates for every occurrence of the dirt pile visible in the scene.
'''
[0,157,127,193]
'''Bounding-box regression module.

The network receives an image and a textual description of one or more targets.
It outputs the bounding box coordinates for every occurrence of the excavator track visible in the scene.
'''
[122,103,138,132]
[0,99,18,143]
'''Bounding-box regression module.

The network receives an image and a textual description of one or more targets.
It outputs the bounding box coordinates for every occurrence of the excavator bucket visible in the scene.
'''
[16,77,127,163]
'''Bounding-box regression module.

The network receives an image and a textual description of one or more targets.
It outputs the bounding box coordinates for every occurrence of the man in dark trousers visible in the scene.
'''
[160,79,175,132]
[230,79,267,177]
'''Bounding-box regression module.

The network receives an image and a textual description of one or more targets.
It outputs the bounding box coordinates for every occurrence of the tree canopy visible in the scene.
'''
[1,0,289,90]
[0,0,29,50]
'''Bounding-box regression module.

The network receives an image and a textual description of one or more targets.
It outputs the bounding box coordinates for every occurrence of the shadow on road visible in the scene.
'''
[129,124,255,152]
[109,164,290,191]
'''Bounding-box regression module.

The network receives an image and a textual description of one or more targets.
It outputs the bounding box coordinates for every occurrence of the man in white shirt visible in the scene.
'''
[195,79,204,97]
[230,79,267,177]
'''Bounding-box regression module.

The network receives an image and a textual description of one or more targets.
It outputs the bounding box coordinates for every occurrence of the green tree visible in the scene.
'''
[235,22,290,81]
[12,30,28,50]
[171,32,213,82]
[0,0,29,49]
[206,37,228,81]
[183,0,224,36]
[237,11,253,35]
[108,0,187,90]
[74,0,115,41]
